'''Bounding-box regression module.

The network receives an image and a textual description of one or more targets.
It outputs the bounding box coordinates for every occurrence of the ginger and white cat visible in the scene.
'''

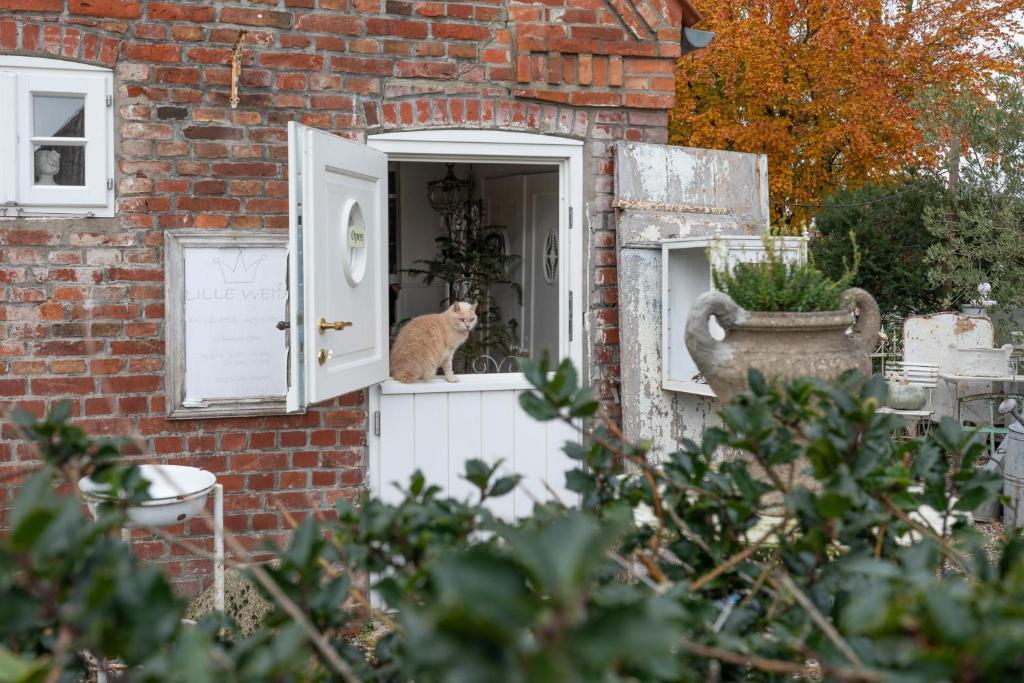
[390,302,478,383]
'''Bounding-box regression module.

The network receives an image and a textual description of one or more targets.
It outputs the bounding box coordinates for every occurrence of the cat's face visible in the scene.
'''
[449,302,478,332]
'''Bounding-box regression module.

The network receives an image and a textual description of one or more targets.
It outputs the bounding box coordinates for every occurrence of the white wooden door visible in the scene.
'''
[373,377,578,518]
[523,173,560,362]
[286,122,389,410]
[481,174,526,351]
[480,172,560,360]
[373,164,578,519]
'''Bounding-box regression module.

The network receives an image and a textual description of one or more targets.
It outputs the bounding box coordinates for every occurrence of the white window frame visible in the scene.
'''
[0,56,114,218]
[366,130,585,395]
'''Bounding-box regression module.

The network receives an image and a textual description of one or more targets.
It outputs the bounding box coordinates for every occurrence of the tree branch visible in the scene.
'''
[681,641,879,681]
[773,571,864,670]
[691,520,784,592]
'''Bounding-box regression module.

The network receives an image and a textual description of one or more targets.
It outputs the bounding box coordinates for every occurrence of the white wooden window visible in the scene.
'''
[0,56,114,217]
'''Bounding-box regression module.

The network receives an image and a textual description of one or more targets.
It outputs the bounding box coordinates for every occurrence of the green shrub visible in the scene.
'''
[712,235,858,312]
[5,358,1024,682]
[811,179,946,316]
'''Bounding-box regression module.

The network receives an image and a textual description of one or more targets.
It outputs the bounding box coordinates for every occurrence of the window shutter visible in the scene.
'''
[0,72,15,207]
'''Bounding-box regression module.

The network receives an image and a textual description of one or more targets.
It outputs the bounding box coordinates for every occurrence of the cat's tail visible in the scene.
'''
[391,369,418,383]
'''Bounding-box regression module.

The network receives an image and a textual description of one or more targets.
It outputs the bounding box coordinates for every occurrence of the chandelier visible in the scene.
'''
[427,163,471,215]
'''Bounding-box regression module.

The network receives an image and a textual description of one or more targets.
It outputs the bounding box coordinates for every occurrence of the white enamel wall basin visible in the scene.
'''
[79,464,216,528]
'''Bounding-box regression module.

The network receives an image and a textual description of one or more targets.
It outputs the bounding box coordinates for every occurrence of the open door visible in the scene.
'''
[287,122,389,411]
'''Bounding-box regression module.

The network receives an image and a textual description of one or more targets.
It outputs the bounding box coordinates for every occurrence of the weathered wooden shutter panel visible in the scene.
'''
[614,142,770,451]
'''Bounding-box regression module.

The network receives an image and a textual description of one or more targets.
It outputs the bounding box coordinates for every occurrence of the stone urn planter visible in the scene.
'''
[685,287,881,507]
[684,287,881,403]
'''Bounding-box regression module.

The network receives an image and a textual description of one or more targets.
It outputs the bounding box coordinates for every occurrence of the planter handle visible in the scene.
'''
[685,291,743,377]
[843,287,881,354]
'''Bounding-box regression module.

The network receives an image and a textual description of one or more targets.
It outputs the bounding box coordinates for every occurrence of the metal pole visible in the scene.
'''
[214,483,225,612]
[93,529,133,681]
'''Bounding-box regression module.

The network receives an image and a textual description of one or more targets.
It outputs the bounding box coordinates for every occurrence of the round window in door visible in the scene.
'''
[342,199,368,286]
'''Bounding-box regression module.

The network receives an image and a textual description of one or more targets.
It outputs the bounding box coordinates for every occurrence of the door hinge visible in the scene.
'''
[568,290,573,343]
[105,94,112,107]
[106,178,113,190]
[373,410,380,436]
[568,206,573,230]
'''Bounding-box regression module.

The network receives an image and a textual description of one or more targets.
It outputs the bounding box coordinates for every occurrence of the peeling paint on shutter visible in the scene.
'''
[614,142,770,453]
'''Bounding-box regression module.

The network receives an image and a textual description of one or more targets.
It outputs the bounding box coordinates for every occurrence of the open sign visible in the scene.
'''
[348,222,366,248]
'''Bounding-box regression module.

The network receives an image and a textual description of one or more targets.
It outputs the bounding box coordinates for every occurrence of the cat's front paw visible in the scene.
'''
[445,375,459,383]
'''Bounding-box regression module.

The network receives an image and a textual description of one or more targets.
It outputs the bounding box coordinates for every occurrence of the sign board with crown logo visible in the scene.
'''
[164,229,291,418]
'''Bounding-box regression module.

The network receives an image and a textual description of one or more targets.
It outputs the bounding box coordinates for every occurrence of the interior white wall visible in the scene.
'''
[396,162,461,322]
[396,161,560,361]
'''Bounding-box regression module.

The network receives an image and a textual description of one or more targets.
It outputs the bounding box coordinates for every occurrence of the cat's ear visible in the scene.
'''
[452,302,461,312]
[470,302,478,312]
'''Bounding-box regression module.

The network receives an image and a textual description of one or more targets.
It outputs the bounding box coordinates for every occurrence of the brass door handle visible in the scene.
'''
[319,318,352,334]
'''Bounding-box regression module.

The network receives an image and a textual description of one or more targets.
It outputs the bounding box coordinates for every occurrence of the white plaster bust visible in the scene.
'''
[34,148,60,185]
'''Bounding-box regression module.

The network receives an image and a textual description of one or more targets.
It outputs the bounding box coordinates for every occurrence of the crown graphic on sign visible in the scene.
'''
[214,250,266,285]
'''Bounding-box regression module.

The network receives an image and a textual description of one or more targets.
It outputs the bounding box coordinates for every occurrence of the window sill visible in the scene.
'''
[1,207,114,219]
[380,373,535,394]
[662,378,717,397]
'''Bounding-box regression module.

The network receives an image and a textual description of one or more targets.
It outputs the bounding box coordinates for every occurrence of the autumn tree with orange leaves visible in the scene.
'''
[671,0,1024,225]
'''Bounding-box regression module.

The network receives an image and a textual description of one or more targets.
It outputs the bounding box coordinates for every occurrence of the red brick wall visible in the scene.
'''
[0,0,681,594]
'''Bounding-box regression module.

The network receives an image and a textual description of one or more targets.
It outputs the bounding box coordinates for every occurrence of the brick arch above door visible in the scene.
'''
[0,20,121,68]
[363,95,591,140]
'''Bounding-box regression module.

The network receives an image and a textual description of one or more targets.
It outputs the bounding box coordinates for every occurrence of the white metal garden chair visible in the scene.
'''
[878,361,939,436]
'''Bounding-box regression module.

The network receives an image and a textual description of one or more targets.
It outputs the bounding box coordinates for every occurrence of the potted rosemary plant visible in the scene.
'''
[685,236,880,402]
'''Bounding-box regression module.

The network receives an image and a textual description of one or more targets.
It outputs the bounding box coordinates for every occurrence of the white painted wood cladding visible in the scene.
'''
[373,386,577,519]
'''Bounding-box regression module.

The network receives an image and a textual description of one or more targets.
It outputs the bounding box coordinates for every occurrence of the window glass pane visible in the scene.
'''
[33,94,85,137]
[33,145,86,186]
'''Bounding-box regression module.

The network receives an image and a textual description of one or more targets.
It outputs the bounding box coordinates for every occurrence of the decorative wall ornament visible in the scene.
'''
[34,148,60,185]
[164,229,290,419]
[543,230,559,284]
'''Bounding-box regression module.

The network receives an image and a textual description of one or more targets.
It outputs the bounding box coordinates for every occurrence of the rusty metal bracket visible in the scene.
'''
[612,198,733,215]
[229,30,247,110]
